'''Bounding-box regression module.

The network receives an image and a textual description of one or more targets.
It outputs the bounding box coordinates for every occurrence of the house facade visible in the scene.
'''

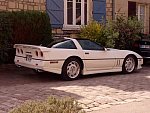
[114,0,150,34]
[1,0,149,35]
[0,0,46,11]
[0,0,111,37]
[47,0,108,37]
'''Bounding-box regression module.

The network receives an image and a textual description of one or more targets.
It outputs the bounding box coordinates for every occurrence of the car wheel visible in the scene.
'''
[61,58,82,81]
[122,55,137,73]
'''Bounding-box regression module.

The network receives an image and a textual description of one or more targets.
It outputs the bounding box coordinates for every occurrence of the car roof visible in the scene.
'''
[52,37,90,41]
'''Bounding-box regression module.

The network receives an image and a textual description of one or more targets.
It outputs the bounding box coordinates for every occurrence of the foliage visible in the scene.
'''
[0,11,52,64]
[0,48,15,64]
[80,21,119,48]
[0,11,13,48]
[80,16,143,49]
[113,16,143,49]
[9,96,85,113]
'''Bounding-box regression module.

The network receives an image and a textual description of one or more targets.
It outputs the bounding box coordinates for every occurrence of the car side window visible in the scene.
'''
[77,40,104,50]
[52,40,77,49]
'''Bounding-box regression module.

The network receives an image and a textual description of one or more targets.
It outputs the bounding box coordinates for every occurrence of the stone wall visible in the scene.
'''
[106,0,113,20]
[0,0,46,11]
[115,0,150,34]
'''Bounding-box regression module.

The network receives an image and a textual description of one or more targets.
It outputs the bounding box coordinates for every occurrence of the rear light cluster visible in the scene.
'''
[35,51,43,57]
[17,48,23,54]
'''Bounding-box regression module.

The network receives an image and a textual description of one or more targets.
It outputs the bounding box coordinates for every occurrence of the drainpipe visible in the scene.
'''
[112,0,115,20]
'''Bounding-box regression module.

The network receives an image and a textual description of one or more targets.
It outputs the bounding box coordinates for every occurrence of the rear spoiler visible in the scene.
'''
[14,44,50,52]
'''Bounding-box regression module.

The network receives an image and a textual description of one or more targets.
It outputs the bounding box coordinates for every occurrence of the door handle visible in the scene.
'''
[85,52,89,55]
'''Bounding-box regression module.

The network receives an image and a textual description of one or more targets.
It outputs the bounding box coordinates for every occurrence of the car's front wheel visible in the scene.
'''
[61,58,82,80]
[122,55,137,73]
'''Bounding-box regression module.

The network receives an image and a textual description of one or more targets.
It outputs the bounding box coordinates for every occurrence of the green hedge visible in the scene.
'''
[0,11,52,64]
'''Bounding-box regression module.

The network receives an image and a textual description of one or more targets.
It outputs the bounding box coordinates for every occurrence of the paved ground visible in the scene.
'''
[91,99,150,113]
[0,63,150,113]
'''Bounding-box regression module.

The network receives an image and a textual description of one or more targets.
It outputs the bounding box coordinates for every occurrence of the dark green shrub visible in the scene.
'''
[11,11,52,46]
[0,11,13,48]
[0,11,52,64]
[112,16,143,50]
[9,96,85,113]
[0,48,15,64]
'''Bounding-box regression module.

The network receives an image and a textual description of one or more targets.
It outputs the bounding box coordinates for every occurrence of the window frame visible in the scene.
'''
[63,0,89,30]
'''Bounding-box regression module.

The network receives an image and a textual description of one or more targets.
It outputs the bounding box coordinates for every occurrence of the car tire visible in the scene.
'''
[122,55,137,73]
[61,58,82,81]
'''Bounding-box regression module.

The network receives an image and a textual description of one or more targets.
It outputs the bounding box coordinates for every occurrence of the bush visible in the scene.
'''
[113,16,143,50]
[0,48,15,64]
[0,11,52,64]
[80,21,119,48]
[9,96,85,113]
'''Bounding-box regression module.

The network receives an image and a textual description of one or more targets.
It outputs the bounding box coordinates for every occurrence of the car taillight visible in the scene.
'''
[21,49,23,54]
[17,48,20,54]
[40,51,43,57]
[35,51,38,57]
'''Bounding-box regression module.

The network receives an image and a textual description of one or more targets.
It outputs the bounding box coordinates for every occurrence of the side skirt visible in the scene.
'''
[82,68,122,75]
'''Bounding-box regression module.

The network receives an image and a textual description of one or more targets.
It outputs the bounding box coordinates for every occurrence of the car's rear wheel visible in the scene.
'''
[61,58,82,80]
[122,55,137,73]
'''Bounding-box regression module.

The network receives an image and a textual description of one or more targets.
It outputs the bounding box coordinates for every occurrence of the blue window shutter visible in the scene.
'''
[46,0,64,28]
[93,0,106,22]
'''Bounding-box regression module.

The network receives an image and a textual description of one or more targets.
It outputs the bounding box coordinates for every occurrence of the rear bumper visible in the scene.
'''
[14,56,63,74]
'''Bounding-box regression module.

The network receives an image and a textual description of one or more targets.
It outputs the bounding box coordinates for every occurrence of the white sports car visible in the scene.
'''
[14,37,143,80]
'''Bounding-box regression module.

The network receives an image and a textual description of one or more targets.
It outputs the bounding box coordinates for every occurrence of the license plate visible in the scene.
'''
[26,55,32,62]
[140,45,150,49]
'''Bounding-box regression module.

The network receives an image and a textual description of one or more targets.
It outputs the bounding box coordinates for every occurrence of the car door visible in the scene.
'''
[77,39,116,71]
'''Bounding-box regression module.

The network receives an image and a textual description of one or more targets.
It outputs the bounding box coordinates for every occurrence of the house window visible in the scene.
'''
[67,0,73,25]
[136,4,146,32]
[137,4,146,22]
[64,0,89,29]
[76,0,81,25]
[128,1,136,17]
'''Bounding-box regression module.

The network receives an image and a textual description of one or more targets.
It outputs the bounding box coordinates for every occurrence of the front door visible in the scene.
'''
[77,39,116,71]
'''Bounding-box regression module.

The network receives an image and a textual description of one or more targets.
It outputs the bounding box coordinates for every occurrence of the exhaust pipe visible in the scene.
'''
[16,65,21,68]
[35,69,44,73]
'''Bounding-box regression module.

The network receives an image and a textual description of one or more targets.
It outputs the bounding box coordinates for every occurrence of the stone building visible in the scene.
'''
[113,0,150,34]
[0,0,46,11]
[0,0,112,37]
[47,0,108,37]
[1,0,149,35]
